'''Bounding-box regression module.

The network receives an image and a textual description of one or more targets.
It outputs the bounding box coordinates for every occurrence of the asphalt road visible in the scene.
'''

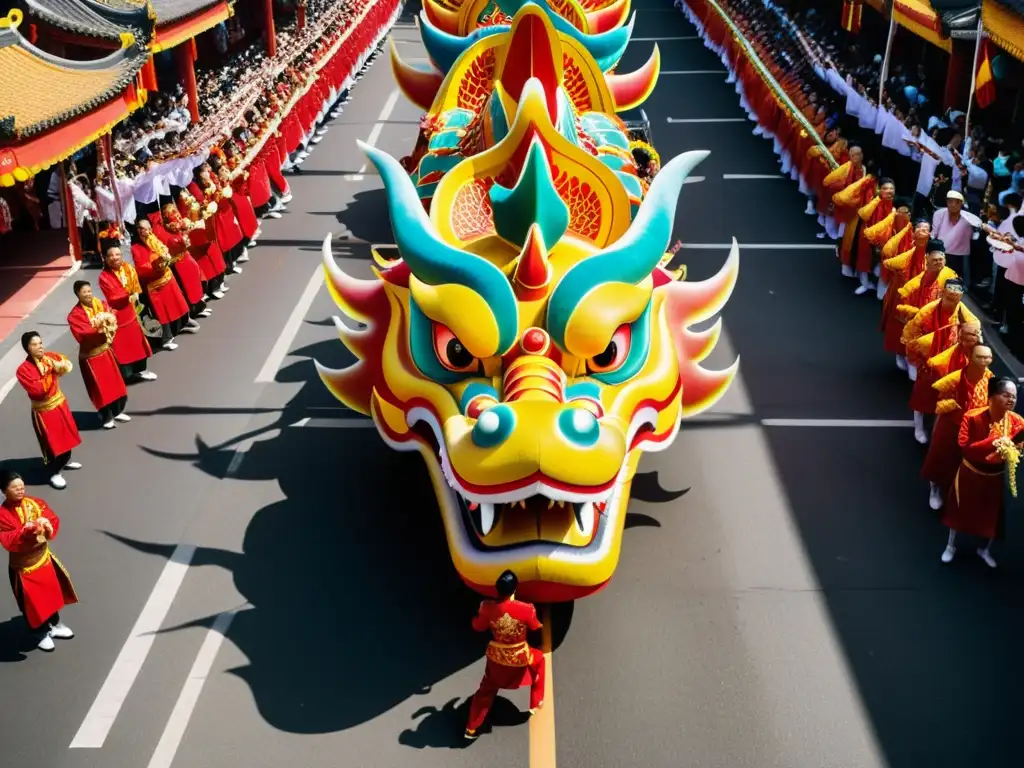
[2,3,1022,767]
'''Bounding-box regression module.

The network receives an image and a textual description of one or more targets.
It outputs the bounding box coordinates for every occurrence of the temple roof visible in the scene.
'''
[0,19,146,139]
[150,0,225,24]
[20,0,142,42]
[929,0,981,36]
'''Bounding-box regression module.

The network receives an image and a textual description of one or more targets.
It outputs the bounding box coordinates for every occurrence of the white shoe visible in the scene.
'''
[311,136,323,144]
[805,200,816,215]
[211,290,226,299]
[231,265,243,274]
[181,325,199,334]
[49,474,66,490]
[49,622,74,639]
[65,461,82,470]
[139,371,158,380]
[977,548,997,568]
[896,355,908,372]
[102,420,116,429]
[198,309,212,318]
[876,281,888,301]
[908,364,918,382]
[915,428,929,445]
[163,342,178,351]
[247,239,258,248]
[854,284,872,295]
[37,632,55,652]
[266,211,282,219]
[114,413,131,423]
[941,545,956,563]
[221,285,230,292]
[841,264,855,278]
[929,484,944,510]
[280,194,293,203]
[237,250,250,263]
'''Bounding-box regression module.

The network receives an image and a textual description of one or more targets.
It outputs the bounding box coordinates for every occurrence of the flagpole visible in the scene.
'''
[963,16,985,141]
[878,6,896,105]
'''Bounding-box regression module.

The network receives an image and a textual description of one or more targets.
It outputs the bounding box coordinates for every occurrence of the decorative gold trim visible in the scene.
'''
[31,391,66,413]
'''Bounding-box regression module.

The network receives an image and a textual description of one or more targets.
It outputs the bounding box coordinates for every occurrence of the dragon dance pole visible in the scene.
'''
[963,17,985,143]
[878,8,896,106]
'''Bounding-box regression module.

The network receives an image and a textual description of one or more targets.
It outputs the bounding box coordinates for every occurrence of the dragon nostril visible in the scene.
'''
[472,405,515,448]
[558,406,600,447]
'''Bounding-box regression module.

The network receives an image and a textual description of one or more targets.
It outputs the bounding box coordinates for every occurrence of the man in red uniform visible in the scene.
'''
[99,246,156,382]
[154,204,212,321]
[0,470,77,651]
[67,280,130,429]
[940,377,1024,568]
[902,277,976,444]
[132,218,193,350]
[880,218,931,369]
[852,177,896,296]
[465,570,545,740]
[15,332,82,489]
[922,340,993,509]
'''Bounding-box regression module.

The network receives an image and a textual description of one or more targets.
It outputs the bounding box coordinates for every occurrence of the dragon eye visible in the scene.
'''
[432,323,481,373]
[587,324,631,374]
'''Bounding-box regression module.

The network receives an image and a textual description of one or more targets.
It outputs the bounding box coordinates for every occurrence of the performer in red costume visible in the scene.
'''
[132,218,192,350]
[940,377,1024,568]
[154,204,211,321]
[15,332,82,489]
[922,340,993,509]
[851,178,896,296]
[176,187,227,299]
[0,470,78,652]
[465,570,545,740]
[99,246,156,381]
[67,281,129,429]
[880,218,930,367]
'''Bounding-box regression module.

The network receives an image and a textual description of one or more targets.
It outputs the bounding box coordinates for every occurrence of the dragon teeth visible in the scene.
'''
[479,502,496,536]
[573,501,596,537]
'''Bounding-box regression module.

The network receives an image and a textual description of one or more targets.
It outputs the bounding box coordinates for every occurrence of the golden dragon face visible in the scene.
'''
[317,78,738,602]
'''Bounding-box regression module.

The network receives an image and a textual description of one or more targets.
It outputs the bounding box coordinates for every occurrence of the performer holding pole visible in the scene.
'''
[0,470,78,651]
[465,570,545,740]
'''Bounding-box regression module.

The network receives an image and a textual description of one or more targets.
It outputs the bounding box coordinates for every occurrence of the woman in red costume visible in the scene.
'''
[0,470,78,651]
[176,188,227,299]
[194,164,246,274]
[132,218,192,350]
[153,205,211,320]
[99,245,156,381]
[880,218,930,366]
[15,332,82,490]
[67,280,129,429]
[465,570,545,740]
[941,377,1024,568]
[214,161,259,251]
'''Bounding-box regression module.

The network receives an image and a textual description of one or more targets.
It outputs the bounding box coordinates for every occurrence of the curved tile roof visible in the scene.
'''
[150,0,226,25]
[21,0,137,42]
[0,23,147,139]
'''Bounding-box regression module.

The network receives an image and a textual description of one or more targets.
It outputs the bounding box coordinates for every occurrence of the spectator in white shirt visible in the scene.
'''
[1000,216,1024,357]
[932,190,975,287]
[984,194,1021,329]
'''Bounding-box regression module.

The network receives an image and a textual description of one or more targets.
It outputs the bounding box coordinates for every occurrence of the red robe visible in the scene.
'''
[880,239,922,355]
[922,366,993,493]
[16,352,82,461]
[908,305,957,414]
[99,265,153,365]
[466,597,546,732]
[177,191,227,281]
[855,198,895,276]
[0,496,78,629]
[942,408,1024,539]
[132,242,189,325]
[67,302,128,410]
[227,187,259,240]
[153,222,205,305]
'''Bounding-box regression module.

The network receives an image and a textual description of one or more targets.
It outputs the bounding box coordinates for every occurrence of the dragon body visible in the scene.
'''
[316,0,740,602]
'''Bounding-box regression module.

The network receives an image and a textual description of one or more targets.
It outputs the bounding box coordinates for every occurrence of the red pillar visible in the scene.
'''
[943,39,972,112]
[174,40,200,123]
[297,0,306,31]
[140,55,159,93]
[265,0,277,57]
[60,164,82,263]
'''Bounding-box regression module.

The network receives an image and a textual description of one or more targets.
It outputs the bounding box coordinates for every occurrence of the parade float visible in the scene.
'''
[316,0,740,602]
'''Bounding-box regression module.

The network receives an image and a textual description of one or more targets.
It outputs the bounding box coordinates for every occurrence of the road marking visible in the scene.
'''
[723,174,785,180]
[346,88,401,181]
[254,266,325,383]
[683,176,705,184]
[661,70,724,75]
[290,417,375,429]
[666,117,747,124]
[677,243,836,250]
[145,608,242,768]
[632,35,697,40]
[761,418,913,428]
[69,442,251,748]
[529,606,556,768]
[70,545,198,748]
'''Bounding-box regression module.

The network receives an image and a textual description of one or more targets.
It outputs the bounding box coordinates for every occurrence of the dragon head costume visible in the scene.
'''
[316,1,739,602]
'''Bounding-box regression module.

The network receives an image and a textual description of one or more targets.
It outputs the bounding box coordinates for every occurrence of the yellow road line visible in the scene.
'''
[529,606,557,768]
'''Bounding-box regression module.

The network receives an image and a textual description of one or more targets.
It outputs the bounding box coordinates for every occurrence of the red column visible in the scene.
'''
[60,164,81,263]
[265,0,277,57]
[297,0,306,31]
[174,40,200,123]
[944,39,971,112]
[140,55,159,93]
